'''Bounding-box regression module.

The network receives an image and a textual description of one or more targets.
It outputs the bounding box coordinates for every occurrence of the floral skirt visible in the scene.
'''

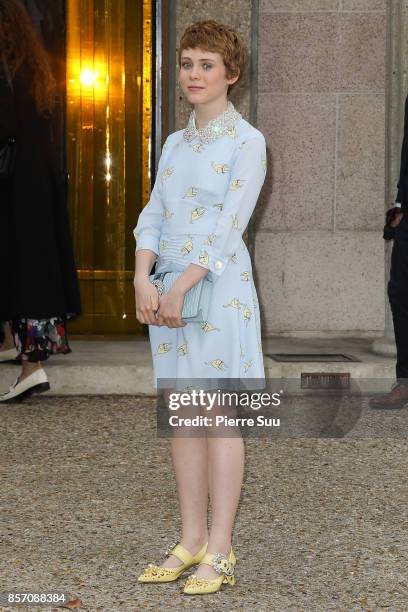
[4,317,72,362]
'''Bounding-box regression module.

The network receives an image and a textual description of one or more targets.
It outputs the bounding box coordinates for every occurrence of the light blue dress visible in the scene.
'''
[134,101,267,391]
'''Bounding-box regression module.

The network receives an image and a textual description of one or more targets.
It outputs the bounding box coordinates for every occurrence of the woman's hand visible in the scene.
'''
[134,276,160,325]
[386,206,404,227]
[156,286,186,328]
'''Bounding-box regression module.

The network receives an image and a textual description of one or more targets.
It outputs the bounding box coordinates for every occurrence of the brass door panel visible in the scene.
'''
[66,0,152,333]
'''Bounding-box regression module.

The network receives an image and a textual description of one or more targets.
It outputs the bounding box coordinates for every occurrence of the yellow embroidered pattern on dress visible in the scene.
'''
[226,125,237,139]
[230,179,244,191]
[198,250,209,265]
[211,162,229,174]
[161,167,174,182]
[205,359,228,371]
[201,321,220,333]
[231,214,241,230]
[154,343,172,355]
[242,304,252,326]
[223,298,241,310]
[181,235,194,256]
[162,207,173,219]
[204,234,216,246]
[183,186,199,198]
[243,360,253,372]
[190,207,205,223]
[177,343,188,356]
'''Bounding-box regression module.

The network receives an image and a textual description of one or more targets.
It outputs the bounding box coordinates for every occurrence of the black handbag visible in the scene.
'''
[0,55,16,180]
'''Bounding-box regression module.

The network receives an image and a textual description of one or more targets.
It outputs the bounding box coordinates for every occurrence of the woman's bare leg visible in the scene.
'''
[1,322,42,381]
[195,395,245,579]
[0,322,14,350]
[160,389,209,567]
[21,358,42,380]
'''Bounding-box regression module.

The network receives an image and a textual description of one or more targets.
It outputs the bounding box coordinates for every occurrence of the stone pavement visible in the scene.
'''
[1,394,408,611]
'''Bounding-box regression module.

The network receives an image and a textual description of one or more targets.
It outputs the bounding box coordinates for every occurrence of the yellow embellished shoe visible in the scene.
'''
[183,549,236,594]
[137,541,208,583]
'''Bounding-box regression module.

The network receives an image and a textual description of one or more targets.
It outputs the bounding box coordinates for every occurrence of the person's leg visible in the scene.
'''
[160,389,209,568]
[12,337,44,377]
[0,321,15,350]
[195,393,245,580]
[20,356,42,380]
[0,318,69,400]
[388,224,408,379]
[370,230,408,408]
[389,298,408,380]
[0,322,46,401]
[11,319,43,382]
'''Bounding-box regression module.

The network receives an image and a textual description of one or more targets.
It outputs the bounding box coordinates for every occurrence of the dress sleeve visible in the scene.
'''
[190,133,267,279]
[133,136,169,255]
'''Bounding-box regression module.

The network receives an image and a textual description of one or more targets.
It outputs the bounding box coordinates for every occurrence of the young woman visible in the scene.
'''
[0,0,80,402]
[134,20,267,595]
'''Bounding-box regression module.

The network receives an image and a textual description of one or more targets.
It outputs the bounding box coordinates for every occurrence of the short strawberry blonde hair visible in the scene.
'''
[178,20,249,95]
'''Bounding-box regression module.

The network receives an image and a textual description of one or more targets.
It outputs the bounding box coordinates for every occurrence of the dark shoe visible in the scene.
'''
[369,383,408,409]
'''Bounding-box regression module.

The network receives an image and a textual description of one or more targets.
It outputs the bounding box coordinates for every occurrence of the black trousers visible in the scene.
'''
[388,215,408,380]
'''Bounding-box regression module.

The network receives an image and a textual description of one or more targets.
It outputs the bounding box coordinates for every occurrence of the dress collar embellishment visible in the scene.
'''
[183,100,242,144]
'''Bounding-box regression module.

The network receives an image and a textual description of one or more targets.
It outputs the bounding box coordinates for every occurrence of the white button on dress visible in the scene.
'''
[134,101,268,391]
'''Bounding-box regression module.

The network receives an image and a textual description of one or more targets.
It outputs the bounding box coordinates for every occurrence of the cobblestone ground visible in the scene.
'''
[1,395,408,612]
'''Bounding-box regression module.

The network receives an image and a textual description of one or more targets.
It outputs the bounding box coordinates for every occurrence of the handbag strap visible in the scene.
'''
[1,54,14,93]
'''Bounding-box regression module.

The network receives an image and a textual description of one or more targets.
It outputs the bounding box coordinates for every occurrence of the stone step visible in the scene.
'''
[0,337,396,396]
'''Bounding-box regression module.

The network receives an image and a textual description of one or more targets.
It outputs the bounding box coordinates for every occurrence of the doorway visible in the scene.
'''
[65,0,153,334]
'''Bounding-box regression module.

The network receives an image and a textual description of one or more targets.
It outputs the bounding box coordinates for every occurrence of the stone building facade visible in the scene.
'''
[170,0,388,338]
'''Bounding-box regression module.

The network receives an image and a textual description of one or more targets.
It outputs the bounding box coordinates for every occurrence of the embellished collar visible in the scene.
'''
[183,100,242,144]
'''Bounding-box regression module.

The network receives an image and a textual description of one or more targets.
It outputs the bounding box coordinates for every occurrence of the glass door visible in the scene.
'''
[66,0,153,333]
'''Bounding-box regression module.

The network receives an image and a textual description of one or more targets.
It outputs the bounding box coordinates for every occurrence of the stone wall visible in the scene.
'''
[172,0,386,337]
[174,2,252,130]
[255,0,386,336]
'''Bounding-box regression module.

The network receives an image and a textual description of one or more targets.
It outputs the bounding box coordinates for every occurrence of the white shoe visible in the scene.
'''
[0,368,50,403]
[0,347,18,363]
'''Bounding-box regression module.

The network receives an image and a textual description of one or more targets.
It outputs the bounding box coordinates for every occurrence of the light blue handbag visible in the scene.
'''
[149,271,213,323]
